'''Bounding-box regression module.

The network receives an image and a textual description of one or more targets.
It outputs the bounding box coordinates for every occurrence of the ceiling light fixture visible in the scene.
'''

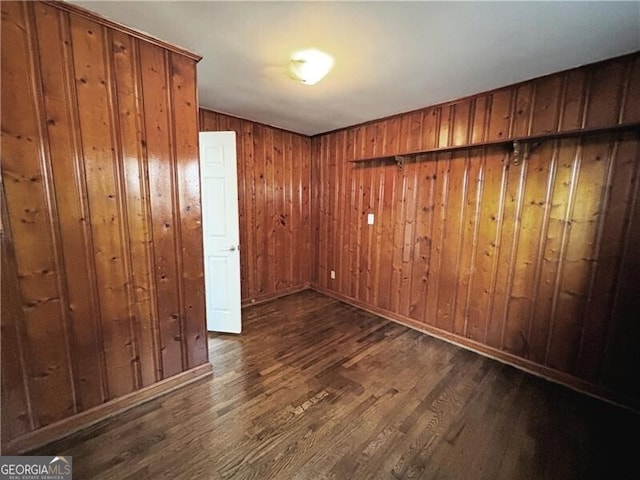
[288,48,334,86]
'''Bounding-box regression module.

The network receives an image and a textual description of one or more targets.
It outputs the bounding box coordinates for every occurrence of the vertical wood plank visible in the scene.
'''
[435,152,465,333]
[424,154,450,327]
[398,158,419,318]
[322,132,333,289]
[111,30,157,387]
[465,150,499,341]
[600,143,640,398]
[352,127,368,299]
[342,131,356,295]
[448,152,472,336]
[560,69,588,131]
[584,60,626,128]
[546,137,612,373]
[484,154,519,349]
[471,96,490,143]
[1,185,33,444]
[422,107,439,150]
[453,150,482,337]
[106,27,142,392]
[621,56,640,123]
[317,135,328,288]
[330,133,340,289]
[230,117,248,293]
[26,3,80,416]
[452,100,472,146]
[2,0,76,426]
[527,140,575,363]
[290,132,301,288]
[35,2,107,407]
[390,162,407,312]
[335,130,347,292]
[438,106,452,148]
[301,136,312,287]
[496,153,528,352]
[350,130,363,298]
[407,111,423,152]
[366,162,382,308]
[577,135,638,382]
[408,155,436,323]
[310,135,320,285]
[363,161,377,304]
[170,52,207,368]
[531,74,563,135]
[541,139,582,366]
[272,128,285,290]
[71,14,137,396]
[60,6,112,401]
[481,151,510,344]
[139,42,183,379]
[512,83,535,137]
[262,127,275,293]
[243,121,257,297]
[253,125,266,294]
[503,143,551,356]
[376,163,395,311]
[487,90,514,141]
[285,131,295,289]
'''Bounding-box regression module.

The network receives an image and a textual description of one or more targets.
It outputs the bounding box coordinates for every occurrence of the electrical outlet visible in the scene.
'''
[367,213,375,225]
[330,270,336,279]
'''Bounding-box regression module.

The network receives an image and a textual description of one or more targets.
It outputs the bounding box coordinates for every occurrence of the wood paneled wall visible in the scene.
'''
[312,52,640,409]
[200,109,312,304]
[1,1,210,453]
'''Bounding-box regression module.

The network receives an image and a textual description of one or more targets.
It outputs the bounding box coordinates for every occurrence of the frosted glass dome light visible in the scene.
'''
[288,49,334,85]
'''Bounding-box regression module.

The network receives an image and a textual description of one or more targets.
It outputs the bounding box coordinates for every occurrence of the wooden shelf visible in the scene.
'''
[349,122,640,164]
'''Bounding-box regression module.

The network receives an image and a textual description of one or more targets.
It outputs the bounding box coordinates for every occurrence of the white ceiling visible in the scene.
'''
[72,1,640,136]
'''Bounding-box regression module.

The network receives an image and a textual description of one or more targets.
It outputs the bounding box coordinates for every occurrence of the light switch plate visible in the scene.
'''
[330,270,336,279]
[367,213,375,225]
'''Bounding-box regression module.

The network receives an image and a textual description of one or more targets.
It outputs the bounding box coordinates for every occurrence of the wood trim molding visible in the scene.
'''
[349,122,640,163]
[241,284,311,308]
[4,363,213,455]
[45,1,202,62]
[311,284,640,414]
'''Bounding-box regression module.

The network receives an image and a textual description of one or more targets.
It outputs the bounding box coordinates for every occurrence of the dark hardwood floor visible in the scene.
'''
[32,290,639,479]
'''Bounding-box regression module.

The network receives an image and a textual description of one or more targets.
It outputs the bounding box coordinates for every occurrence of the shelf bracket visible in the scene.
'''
[394,155,406,170]
[511,140,530,166]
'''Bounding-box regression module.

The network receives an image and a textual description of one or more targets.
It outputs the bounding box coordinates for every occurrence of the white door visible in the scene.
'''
[199,131,242,333]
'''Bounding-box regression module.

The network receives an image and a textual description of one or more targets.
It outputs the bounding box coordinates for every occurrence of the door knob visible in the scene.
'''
[229,246,236,251]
